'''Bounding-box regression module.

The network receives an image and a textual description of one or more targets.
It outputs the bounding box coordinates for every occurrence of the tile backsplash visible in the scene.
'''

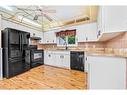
[105,32,127,48]
[31,32,127,50]
[78,42,104,48]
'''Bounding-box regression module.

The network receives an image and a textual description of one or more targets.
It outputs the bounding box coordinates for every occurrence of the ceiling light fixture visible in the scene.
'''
[17,16,41,27]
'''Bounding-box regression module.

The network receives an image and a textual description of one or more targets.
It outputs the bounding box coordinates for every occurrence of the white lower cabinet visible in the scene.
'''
[61,55,70,68]
[60,54,70,68]
[44,51,53,66]
[44,51,70,69]
[86,55,127,89]
[54,54,61,67]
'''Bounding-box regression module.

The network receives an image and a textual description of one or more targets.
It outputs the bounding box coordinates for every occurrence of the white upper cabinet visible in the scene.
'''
[97,6,127,37]
[43,30,57,44]
[86,22,97,41]
[77,22,97,42]
[77,24,87,42]
[38,32,44,44]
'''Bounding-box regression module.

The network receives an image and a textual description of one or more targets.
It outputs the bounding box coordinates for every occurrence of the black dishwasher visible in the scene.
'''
[70,51,84,72]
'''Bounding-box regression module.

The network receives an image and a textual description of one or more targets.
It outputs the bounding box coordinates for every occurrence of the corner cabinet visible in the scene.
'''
[97,6,127,38]
[44,51,70,69]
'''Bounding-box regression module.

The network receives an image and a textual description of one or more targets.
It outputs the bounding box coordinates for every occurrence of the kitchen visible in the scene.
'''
[0,6,127,90]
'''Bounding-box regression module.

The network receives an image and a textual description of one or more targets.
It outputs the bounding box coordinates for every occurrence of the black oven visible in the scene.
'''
[31,50,44,67]
[29,45,44,68]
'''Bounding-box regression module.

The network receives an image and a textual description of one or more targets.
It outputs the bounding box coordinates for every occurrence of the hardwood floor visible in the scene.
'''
[0,65,87,89]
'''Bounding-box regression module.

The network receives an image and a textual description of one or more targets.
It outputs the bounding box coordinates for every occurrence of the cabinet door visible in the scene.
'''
[77,25,87,42]
[44,51,47,64]
[97,6,105,37]
[102,6,127,33]
[87,56,126,89]
[61,54,70,69]
[51,53,59,67]
[87,22,97,41]
[38,32,44,44]
[44,51,52,65]
[43,31,56,44]
[51,53,60,67]
[44,51,49,65]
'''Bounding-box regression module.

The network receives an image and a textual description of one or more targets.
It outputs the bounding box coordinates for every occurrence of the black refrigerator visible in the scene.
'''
[2,28,31,78]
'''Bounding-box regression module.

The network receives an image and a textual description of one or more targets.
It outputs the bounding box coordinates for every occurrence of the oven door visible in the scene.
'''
[33,53,42,61]
[31,50,44,67]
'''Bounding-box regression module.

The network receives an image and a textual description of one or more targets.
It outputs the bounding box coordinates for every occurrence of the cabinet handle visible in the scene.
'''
[86,57,87,61]
[60,55,64,58]
[97,30,101,38]
[48,54,51,57]
[86,37,88,41]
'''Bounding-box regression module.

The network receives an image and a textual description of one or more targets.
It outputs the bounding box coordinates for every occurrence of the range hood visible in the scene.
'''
[30,37,41,40]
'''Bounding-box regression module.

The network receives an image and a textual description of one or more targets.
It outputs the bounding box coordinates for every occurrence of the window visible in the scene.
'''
[68,35,76,44]
[58,36,66,45]
[56,29,77,46]
[57,35,77,46]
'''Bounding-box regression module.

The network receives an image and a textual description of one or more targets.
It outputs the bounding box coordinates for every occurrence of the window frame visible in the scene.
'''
[57,35,78,47]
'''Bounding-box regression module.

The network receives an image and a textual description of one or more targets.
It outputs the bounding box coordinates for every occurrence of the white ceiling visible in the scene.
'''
[12,6,90,22]
[0,6,98,31]
[46,6,88,21]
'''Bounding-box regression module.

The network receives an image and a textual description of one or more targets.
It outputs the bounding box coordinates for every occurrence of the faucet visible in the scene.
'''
[64,41,68,50]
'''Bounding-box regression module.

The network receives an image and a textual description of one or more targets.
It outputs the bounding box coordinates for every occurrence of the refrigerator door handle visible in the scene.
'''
[21,34,23,52]
[21,33,24,53]
[19,33,21,51]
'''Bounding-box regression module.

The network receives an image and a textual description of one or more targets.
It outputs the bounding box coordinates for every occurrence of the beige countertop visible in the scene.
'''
[85,48,127,58]
[86,52,127,58]
[43,48,127,58]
